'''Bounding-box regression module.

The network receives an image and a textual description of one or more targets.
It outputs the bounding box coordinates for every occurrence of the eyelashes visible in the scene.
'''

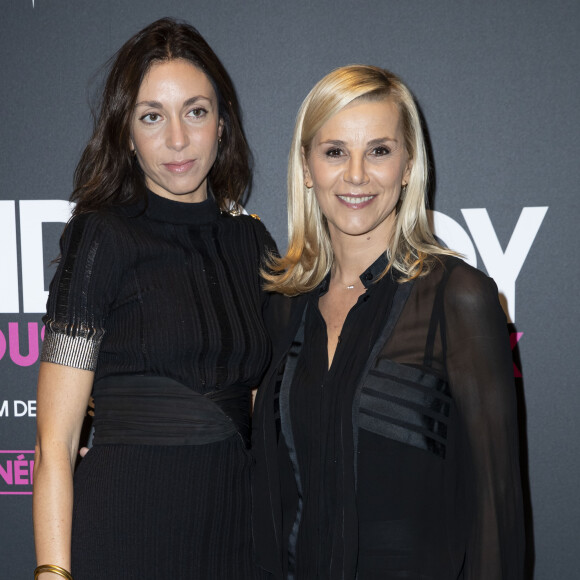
[323,145,392,158]
[140,112,162,124]
[138,107,209,124]
[187,107,208,119]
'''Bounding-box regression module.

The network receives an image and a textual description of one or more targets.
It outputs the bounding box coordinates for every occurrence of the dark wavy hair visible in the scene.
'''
[72,17,252,214]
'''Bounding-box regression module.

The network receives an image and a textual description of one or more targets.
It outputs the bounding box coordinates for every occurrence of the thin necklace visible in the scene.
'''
[332,266,360,290]
[340,276,359,290]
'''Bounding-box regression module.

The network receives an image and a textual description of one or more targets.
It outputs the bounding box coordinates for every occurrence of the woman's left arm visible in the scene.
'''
[444,266,525,579]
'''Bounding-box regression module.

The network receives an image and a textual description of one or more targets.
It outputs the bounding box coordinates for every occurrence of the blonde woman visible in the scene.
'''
[252,65,524,579]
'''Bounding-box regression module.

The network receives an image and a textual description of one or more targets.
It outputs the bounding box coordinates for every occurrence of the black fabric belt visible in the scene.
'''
[92,375,251,447]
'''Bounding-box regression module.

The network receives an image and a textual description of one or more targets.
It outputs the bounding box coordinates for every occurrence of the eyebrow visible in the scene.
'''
[319,137,399,147]
[134,95,213,108]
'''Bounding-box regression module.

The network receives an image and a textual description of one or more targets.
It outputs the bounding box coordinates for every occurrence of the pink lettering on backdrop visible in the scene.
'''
[8,322,39,366]
[14,454,33,484]
[510,332,524,378]
[0,451,35,495]
[0,462,12,484]
[0,323,45,364]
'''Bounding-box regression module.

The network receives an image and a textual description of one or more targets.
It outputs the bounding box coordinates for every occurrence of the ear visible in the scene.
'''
[402,157,413,187]
[301,147,314,189]
[129,138,135,153]
[218,118,224,139]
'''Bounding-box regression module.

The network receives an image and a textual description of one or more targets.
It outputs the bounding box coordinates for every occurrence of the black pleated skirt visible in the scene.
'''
[71,439,269,579]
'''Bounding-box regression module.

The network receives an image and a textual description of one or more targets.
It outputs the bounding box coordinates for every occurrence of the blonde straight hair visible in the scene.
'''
[263,65,456,296]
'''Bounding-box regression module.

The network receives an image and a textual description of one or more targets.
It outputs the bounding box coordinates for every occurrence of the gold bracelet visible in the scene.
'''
[34,564,74,580]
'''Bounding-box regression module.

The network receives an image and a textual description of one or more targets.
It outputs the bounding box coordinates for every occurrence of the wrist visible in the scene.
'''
[34,565,74,580]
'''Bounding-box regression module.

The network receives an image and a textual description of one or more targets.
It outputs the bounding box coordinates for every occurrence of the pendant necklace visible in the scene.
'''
[332,265,359,290]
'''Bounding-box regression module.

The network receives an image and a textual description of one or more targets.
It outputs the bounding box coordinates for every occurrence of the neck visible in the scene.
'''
[330,228,391,286]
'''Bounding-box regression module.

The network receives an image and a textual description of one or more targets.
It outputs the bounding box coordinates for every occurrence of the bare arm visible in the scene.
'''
[33,212,118,578]
[33,362,94,578]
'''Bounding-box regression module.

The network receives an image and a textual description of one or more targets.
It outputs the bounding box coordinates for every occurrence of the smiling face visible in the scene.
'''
[303,97,412,244]
[130,58,223,203]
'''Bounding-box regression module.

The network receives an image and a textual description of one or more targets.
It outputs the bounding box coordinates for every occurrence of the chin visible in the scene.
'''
[340,221,377,235]
[168,182,205,197]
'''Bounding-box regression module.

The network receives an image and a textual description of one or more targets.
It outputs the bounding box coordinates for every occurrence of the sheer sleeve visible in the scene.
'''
[444,265,525,579]
[41,212,121,371]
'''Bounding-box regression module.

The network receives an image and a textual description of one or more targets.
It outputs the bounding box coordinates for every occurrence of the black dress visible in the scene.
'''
[252,255,525,579]
[41,191,273,579]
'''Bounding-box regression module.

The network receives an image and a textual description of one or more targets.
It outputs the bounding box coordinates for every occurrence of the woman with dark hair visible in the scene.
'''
[33,18,271,580]
[252,65,525,579]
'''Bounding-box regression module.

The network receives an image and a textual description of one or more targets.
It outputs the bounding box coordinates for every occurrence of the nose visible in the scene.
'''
[344,154,369,185]
[166,118,189,151]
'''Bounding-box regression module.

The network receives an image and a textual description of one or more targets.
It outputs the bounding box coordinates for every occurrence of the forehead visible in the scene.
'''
[316,97,402,139]
[137,58,216,99]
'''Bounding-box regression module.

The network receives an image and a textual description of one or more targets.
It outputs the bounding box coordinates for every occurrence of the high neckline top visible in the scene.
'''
[143,189,221,226]
[42,195,276,393]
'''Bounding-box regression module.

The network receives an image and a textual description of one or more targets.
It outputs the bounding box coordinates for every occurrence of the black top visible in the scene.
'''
[41,190,275,579]
[280,254,397,578]
[42,190,274,395]
[253,255,524,579]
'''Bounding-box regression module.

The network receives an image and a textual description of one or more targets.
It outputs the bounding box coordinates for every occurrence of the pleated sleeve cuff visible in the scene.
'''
[41,323,105,371]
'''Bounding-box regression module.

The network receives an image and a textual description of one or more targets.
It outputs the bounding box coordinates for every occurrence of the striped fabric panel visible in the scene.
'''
[358,358,451,458]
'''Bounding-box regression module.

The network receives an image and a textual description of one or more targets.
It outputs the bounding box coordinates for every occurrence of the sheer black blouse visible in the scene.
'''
[253,255,524,580]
